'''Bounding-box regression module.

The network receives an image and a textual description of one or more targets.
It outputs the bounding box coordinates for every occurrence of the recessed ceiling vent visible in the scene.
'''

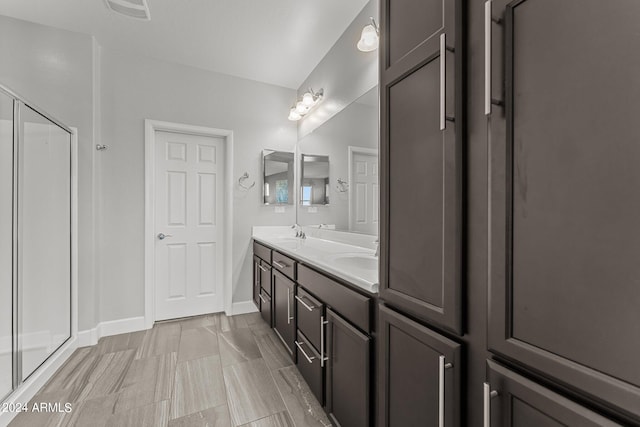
[104,0,151,21]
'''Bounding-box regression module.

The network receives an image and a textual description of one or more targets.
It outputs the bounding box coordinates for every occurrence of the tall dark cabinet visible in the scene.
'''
[379,0,640,425]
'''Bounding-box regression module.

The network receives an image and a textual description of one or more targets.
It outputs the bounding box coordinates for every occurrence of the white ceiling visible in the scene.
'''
[0,0,369,89]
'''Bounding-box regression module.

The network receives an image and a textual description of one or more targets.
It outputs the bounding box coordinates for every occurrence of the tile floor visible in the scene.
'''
[9,312,331,427]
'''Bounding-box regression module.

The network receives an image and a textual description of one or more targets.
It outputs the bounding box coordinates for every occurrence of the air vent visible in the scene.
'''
[104,0,151,20]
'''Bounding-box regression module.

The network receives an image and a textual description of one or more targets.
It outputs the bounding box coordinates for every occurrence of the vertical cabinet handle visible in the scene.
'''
[320,315,329,367]
[287,288,293,324]
[485,0,492,115]
[440,33,446,131]
[438,355,453,427]
[483,382,499,427]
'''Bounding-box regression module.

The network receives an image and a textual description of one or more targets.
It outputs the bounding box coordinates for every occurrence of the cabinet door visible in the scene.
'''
[485,361,620,427]
[325,308,371,427]
[487,0,640,420]
[378,304,460,427]
[380,0,463,335]
[252,255,261,310]
[272,270,295,358]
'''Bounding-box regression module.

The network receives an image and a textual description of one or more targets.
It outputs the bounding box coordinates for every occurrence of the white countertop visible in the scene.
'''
[252,226,379,294]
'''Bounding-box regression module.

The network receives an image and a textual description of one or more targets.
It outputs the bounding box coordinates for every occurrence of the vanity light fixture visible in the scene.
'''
[357,17,379,52]
[288,88,324,121]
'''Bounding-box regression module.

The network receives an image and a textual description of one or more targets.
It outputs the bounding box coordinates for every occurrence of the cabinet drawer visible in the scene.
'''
[295,330,323,405]
[259,289,272,327]
[259,260,271,295]
[296,287,323,352]
[272,251,296,281]
[253,241,272,264]
[298,264,372,333]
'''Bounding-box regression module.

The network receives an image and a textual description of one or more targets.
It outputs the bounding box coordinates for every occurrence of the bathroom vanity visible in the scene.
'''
[252,227,377,427]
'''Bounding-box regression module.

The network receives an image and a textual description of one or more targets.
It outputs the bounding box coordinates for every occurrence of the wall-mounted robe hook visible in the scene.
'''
[238,172,255,190]
[336,178,349,193]
[96,144,108,151]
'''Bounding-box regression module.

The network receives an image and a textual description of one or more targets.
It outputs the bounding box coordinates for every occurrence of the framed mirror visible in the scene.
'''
[300,154,330,206]
[263,150,294,205]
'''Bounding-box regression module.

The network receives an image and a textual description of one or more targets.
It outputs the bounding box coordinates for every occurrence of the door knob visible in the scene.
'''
[157,233,173,240]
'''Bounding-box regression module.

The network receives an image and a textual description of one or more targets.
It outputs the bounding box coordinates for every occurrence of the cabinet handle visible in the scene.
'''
[440,33,446,131]
[259,293,266,304]
[273,260,286,269]
[438,356,453,427]
[485,0,492,115]
[287,288,293,324]
[320,315,329,368]
[295,340,316,364]
[295,295,315,311]
[483,382,499,427]
[258,265,268,272]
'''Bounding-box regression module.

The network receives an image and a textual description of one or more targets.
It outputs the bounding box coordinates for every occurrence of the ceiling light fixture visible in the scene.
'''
[357,17,379,52]
[288,88,324,121]
[104,0,151,21]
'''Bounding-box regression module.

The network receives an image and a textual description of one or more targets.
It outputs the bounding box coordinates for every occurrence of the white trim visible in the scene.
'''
[77,316,146,347]
[144,120,234,329]
[347,146,379,232]
[230,301,259,316]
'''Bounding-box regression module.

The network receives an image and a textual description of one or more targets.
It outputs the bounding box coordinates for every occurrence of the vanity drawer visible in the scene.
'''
[296,287,324,352]
[260,289,272,327]
[297,264,372,333]
[253,241,272,264]
[272,251,296,280]
[259,260,272,295]
[295,330,324,405]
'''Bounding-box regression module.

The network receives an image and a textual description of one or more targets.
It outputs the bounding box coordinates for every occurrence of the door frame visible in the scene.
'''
[347,146,378,232]
[144,119,233,328]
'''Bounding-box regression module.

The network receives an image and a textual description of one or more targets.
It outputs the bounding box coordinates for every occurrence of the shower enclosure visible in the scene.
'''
[0,84,73,402]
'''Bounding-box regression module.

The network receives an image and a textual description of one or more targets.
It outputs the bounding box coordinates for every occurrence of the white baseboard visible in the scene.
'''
[77,316,147,348]
[229,300,258,316]
[0,337,77,427]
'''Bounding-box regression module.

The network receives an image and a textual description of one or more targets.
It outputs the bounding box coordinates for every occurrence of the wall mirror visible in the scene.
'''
[300,154,330,206]
[263,150,294,205]
[297,86,379,234]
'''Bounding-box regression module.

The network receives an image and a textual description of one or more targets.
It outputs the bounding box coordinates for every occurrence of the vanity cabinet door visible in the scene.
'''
[378,304,461,427]
[487,0,640,421]
[252,255,261,310]
[325,308,371,427]
[272,270,295,358]
[485,361,620,427]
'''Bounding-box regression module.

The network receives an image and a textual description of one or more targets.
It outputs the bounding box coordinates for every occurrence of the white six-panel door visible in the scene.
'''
[154,131,224,320]
[349,149,379,234]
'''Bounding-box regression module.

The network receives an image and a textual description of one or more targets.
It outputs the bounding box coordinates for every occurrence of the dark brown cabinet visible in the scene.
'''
[272,270,296,358]
[378,304,461,427]
[295,330,324,405]
[252,255,261,309]
[487,0,640,421]
[485,361,620,427]
[325,308,371,427]
[259,288,271,327]
[380,0,463,334]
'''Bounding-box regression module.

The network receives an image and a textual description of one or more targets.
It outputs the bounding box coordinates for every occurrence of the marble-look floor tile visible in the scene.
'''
[168,404,232,427]
[97,331,145,355]
[136,323,181,359]
[178,314,219,331]
[253,328,294,371]
[8,406,66,427]
[39,347,98,399]
[206,313,250,333]
[272,366,331,427]
[115,352,177,413]
[105,400,170,427]
[218,329,262,367]
[77,349,136,401]
[171,355,227,419]
[178,327,219,362]
[58,393,119,427]
[240,411,295,427]
[239,312,265,327]
[223,358,287,426]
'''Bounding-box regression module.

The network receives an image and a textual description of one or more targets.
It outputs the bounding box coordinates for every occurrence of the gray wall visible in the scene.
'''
[100,48,297,322]
[0,15,98,332]
[297,0,378,138]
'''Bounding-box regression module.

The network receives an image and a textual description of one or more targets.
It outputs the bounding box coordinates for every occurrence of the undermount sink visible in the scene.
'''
[328,253,378,270]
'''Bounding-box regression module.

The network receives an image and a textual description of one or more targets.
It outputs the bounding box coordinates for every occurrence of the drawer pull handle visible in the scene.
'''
[273,261,287,269]
[438,355,453,427]
[258,265,268,272]
[295,340,315,364]
[483,382,499,427]
[295,295,315,311]
[259,293,266,304]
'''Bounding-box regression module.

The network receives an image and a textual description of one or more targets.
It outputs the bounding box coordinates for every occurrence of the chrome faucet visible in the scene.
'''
[291,223,305,239]
[374,239,380,257]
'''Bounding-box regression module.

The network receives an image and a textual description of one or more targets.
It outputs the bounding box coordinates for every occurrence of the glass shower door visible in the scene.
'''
[18,104,71,380]
[0,91,13,399]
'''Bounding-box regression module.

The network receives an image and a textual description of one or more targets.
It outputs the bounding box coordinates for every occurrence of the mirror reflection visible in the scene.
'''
[263,150,294,205]
[297,86,379,234]
[300,154,330,206]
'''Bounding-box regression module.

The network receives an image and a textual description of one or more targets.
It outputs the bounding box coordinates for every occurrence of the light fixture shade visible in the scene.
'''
[357,24,379,52]
[295,101,309,114]
[288,109,301,121]
[302,92,315,107]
